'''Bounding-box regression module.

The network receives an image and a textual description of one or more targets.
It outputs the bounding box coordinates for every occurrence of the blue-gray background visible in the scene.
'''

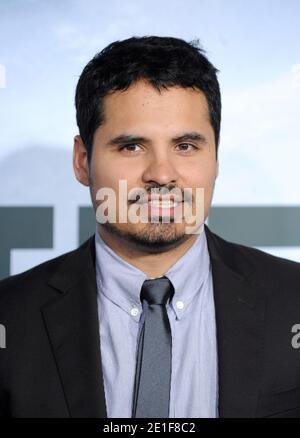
[0,0,299,278]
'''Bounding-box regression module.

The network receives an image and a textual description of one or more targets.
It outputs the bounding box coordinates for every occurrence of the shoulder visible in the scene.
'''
[206,226,300,286]
[0,236,95,309]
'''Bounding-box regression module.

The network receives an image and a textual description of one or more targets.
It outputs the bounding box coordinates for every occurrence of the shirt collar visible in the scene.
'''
[95,228,210,322]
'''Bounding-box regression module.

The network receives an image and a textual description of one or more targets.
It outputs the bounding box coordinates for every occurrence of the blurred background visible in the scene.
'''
[0,0,299,279]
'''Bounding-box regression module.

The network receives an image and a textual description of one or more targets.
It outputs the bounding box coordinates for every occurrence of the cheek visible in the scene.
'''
[91,168,111,190]
[91,160,141,191]
[182,166,216,189]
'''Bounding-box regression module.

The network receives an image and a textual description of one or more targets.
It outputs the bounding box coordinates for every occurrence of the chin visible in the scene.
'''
[101,221,190,252]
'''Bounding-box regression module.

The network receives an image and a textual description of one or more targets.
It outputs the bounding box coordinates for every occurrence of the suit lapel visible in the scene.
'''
[41,236,107,418]
[205,225,267,418]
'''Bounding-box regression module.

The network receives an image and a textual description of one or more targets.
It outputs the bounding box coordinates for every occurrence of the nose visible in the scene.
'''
[141,152,180,187]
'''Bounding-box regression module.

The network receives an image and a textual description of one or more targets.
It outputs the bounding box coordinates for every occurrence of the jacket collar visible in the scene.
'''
[42,237,107,418]
[205,225,266,417]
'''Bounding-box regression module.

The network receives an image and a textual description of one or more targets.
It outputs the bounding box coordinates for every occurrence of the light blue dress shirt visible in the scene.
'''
[95,228,219,418]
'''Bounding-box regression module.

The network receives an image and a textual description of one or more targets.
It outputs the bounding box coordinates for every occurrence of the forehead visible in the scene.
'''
[102,80,210,126]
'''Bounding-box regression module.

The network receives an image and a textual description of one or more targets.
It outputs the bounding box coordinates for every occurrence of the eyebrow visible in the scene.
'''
[106,131,208,146]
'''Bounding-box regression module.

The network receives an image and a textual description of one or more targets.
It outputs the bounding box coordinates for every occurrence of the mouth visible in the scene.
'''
[126,190,191,220]
[134,193,183,204]
[147,200,180,208]
[137,197,184,217]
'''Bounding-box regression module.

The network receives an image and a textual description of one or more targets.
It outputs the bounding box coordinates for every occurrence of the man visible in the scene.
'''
[0,36,300,418]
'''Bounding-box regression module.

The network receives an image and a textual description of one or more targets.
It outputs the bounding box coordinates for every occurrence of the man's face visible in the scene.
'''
[75,80,219,251]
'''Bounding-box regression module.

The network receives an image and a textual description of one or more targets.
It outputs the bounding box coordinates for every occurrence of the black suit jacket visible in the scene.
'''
[1,225,300,418]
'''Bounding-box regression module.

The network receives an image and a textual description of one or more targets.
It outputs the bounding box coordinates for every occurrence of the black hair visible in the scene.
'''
[75,36,221,162]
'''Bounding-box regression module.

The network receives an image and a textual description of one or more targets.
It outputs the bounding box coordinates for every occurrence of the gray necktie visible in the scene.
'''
[132,276,174,418]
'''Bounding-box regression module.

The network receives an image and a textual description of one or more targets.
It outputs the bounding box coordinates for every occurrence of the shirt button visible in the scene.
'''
[131,307,139,317]
[176,301,184,310]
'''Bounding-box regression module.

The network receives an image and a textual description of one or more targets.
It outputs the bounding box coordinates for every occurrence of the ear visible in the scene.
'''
[73,135,90,186]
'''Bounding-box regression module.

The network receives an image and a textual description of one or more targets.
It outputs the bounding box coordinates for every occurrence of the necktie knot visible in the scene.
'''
[140,276,174,305]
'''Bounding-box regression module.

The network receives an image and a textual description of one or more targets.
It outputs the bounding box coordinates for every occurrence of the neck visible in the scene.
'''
[97,225,198,278]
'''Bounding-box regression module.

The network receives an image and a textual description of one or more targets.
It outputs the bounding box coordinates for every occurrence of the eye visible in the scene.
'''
[176,143,198,152]
[119,144,142,153]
